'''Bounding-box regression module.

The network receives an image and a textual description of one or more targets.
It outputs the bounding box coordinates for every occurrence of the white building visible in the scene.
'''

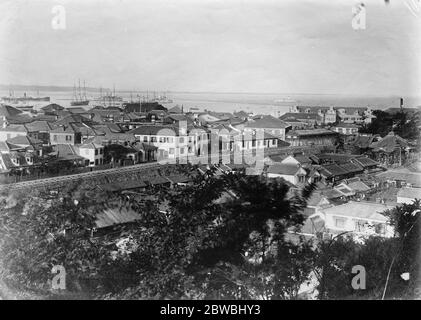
[129,125,209,160]
[310,201,396,238]
[75,140,104,167]
[397,187,421,204]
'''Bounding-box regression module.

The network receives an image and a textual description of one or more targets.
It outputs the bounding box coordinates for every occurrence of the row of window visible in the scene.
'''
[52,134,73,142]
[142,136,199,144]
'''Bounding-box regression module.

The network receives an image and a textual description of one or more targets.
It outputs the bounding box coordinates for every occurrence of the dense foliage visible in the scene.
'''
[360,110,420,141]
[0,166,419,299]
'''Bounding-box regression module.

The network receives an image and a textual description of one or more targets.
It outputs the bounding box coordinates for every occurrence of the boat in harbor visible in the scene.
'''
[93,85,124,108]
[1,90,50,103]
[273,97,296,104]
[71,80,90,106]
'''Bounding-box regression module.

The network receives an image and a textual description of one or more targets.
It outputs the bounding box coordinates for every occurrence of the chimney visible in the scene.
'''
[400,97,404,110]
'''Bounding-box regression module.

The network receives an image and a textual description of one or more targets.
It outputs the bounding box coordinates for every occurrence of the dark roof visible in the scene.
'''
[102,180,147,192]
[280,112,322,121]
[352,135,379,149]
[320,163,348,177]
[145,175,171,186]
[286,129,337,137]
[334,122,359,128]
[166,174,192,184]
[25,120,52,132]
[0,104,22,117]
[168,105,183,114]
[41,103,64,112]
[352,156,379,168]
[128,125,179,136]
[339,162,364,174]
[370,132,408,153]
[267,163,302,175]
[54,114,93,127]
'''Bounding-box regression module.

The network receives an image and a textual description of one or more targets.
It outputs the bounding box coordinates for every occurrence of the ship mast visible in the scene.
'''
[78,79,82,102]
[83,80,87,101]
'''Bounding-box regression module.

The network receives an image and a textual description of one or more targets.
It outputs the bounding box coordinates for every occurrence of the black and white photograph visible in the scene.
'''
[0,0,420,305]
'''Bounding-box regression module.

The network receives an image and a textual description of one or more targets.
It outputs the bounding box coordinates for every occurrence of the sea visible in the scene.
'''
[2,89,421,117]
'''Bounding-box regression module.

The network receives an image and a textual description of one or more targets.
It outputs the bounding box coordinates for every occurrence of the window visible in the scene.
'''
[334,217,346,229]
[95,159,98,165]
[95,149,98,155]
[100,148,103,154]
[375,223,385,235]
[53,135,58,142]
[180,147,185,154]
[169,148,175,155]
[151,136,157,142]
[143,136,148,142]
[179,137,184,143]
[159,137,164,143]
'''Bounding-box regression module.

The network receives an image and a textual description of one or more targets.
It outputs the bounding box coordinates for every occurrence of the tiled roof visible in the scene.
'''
[41,103,64,112]
[244,115,289,129]
[128,125,179,136]
[339,162,364,174]
[7,135,42,146]
[50,124,76,133]
[267,163,303,175]
[347,180,371,192]
[370,132,408,153]
[352,156,379,168]
[320,201,395,221]
[0,141,10,152]
[168,105,182,114]
[320,163,348,177]
[287,129,337,137]
[280,112,322,121]
[334,122,359,128]
[0,124,28,133]
[0,104,22,117]
[54,114,93,126]
[377,170,421,185]
[52,144,84,161]
[25,120,52,132]
[397,187,421,200]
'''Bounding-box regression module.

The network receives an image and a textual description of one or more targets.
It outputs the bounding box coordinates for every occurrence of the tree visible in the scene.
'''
[313,200,420,300]
[0,165,317,299]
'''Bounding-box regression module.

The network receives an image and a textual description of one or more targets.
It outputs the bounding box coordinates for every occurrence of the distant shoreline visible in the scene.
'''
[1,84,419,100]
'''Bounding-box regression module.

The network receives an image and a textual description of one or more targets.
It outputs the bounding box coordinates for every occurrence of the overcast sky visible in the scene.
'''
[0,0,420,95]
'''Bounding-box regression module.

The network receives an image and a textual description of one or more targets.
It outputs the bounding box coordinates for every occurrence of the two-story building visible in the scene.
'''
[75,139,104,166]
[50,124,82,145]
[240,115,290,141]
[332,123,359,135]
[285,129,338,147]
[128,124,208,160]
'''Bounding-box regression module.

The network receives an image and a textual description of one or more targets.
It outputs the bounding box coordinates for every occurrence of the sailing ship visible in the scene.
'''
[94,85,124,108]
[138,91,173,104]
[71,80,90,106]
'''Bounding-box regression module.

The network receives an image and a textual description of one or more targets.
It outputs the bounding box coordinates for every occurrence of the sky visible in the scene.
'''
[0,0,420,96]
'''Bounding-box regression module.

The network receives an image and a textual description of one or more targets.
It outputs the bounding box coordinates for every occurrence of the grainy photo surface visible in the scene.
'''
[0,0,420,303]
